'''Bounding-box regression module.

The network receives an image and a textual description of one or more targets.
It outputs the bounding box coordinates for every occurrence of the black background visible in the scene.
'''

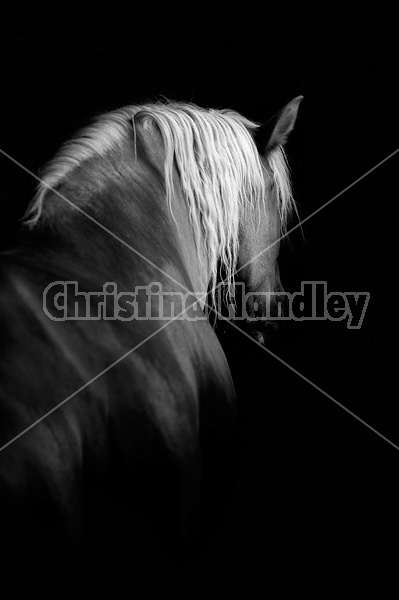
[1,8,398,595]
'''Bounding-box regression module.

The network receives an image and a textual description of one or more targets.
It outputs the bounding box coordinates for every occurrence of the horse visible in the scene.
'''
[0,97,302,592]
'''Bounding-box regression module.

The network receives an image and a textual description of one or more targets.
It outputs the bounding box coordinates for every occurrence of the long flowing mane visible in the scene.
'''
[24,100,295,295]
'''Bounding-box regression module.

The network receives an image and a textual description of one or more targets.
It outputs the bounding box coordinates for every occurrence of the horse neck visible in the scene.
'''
[40,152,210,300]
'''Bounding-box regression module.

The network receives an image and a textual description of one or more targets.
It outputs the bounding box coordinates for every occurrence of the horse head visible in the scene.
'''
[234,96,303,344]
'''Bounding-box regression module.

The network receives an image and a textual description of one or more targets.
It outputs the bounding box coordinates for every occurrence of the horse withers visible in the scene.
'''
[0,97,302,585]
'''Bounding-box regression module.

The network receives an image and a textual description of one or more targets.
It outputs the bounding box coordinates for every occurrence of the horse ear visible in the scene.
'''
[256,96,303,155]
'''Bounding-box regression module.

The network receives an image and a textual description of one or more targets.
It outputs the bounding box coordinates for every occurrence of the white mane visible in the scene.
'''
[24,101,295,296]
